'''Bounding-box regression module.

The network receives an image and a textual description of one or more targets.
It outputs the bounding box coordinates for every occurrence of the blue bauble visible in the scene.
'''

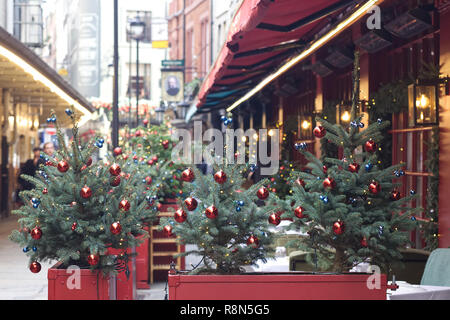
[23,247,30,253]
[236,207,241,212]
[358,122,365,128]
[220,116,227,122]
[238,201,245,207]
[32,203,39,209]
[411,216,417,221]
[65,109,73,116]
[410,190,416,195]
[31,198,40,204]
[98,138,105,144]
[350,121,358,128]
[377,119,383,124]
[323,197,329,204]
[32,247,37,252]
[365,163,373,172]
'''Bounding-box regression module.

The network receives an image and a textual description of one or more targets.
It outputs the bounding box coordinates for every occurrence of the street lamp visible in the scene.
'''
[299,114,313,139]
[129,16,146,127]
[155,102,166,125]
[176,101,190,120]
[337,101,352,125]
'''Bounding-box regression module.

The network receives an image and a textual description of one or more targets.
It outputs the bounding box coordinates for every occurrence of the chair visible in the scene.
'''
[420,248,450,287]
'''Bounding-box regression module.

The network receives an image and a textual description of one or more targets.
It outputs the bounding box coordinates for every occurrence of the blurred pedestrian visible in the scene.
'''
[43,142,55,157]
[16,148,44,205]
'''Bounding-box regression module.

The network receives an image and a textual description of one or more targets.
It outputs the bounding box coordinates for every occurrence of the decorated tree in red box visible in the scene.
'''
[9,109,157,277]
[159,160,282,274]
[279,52,421,273]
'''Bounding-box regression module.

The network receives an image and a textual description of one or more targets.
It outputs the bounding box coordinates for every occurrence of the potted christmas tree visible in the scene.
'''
[161,160,286,300]
[118,122,185,288]
[9,110,156,300]
[275,52,421,299]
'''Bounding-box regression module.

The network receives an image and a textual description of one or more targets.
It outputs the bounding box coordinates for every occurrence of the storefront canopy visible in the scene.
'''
[0,27,94,127]
[195,0,372,115]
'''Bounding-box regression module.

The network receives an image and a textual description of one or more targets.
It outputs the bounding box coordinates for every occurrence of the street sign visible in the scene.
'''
[162,60,185,68]
[152,40,169,49]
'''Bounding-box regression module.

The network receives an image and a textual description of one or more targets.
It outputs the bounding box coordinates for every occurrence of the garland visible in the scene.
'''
[421,127,439,251]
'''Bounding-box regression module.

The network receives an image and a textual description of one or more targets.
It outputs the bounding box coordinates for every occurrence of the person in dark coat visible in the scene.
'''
[18,147,44,192]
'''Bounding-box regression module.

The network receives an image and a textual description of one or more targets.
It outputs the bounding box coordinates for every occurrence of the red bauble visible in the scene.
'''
[348,163,360,173]
[323,166,328,174]
[294,206,304,219]
[135,130,142,137]
[57,160,69,173]
[369,181,381,194]
[110,176,121,187]
[31,227,42,240]
[361,237,368,247]
[162,140,170,149]
[184,197,198,211]
[43,188,48,194]
[257,187,269,200]
[333,221,345,235]
[152,156,158,162]
[174,209,187,223]
[205,205,219,219]
[110,222,122,235]
[87,254,100,266]
[143,119,149,125]
[145,176,153,185]
[181,168,195,182]
[80,186,92,199]
[365,139,377,153]
[268,213,281,226]
[148,160,154,166]
[390,189,401,201]
[214,170,227,184]
[30,261,41,274]
[71,222,77,231]
[247,235,260,248]
[119,199,131,212]
[86,157,93,167]
[109,164,121,176]
[313,126,327,139]
[122,154,129,161]
[296,179,306,188]
[163,225,173,237]
[323,177,336,189]
[113,147,123,156]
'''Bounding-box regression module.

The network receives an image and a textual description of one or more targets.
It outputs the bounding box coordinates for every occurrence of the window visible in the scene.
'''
[126,63,151,100]
[200,18,209,78]
[126,11,152,43]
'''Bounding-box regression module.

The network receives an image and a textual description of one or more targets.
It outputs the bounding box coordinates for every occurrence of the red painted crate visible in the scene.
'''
[136,226,150,289]
[48,262,116,300]
[168,273,387,300]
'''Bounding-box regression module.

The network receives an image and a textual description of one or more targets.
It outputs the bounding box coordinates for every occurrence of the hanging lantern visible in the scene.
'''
[337,102,352,125]
[299,114,313,139]
[408,79,439,126]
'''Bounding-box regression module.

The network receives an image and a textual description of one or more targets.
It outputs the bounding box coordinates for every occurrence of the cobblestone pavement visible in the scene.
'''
[0,215,165,300]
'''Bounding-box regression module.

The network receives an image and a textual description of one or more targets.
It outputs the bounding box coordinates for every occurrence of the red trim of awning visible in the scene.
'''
[197,0,353,109]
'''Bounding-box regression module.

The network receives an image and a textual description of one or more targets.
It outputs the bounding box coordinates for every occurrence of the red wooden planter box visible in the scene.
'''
[108,248,136,300]
[48,262,116,300]
[168,273,387,300]
[136,227,150,289]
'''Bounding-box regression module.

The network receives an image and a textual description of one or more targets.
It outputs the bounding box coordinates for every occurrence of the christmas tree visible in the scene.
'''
[9,109,155,276]
[280,52,421,273]
[123,123,185,200]
[159,161,282,274]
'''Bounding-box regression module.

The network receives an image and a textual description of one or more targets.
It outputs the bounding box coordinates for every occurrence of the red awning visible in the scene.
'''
[196,0,357,111]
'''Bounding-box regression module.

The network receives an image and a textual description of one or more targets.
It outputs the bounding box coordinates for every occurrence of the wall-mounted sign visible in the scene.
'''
[162,60,185,67]
[161,69,184,102]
